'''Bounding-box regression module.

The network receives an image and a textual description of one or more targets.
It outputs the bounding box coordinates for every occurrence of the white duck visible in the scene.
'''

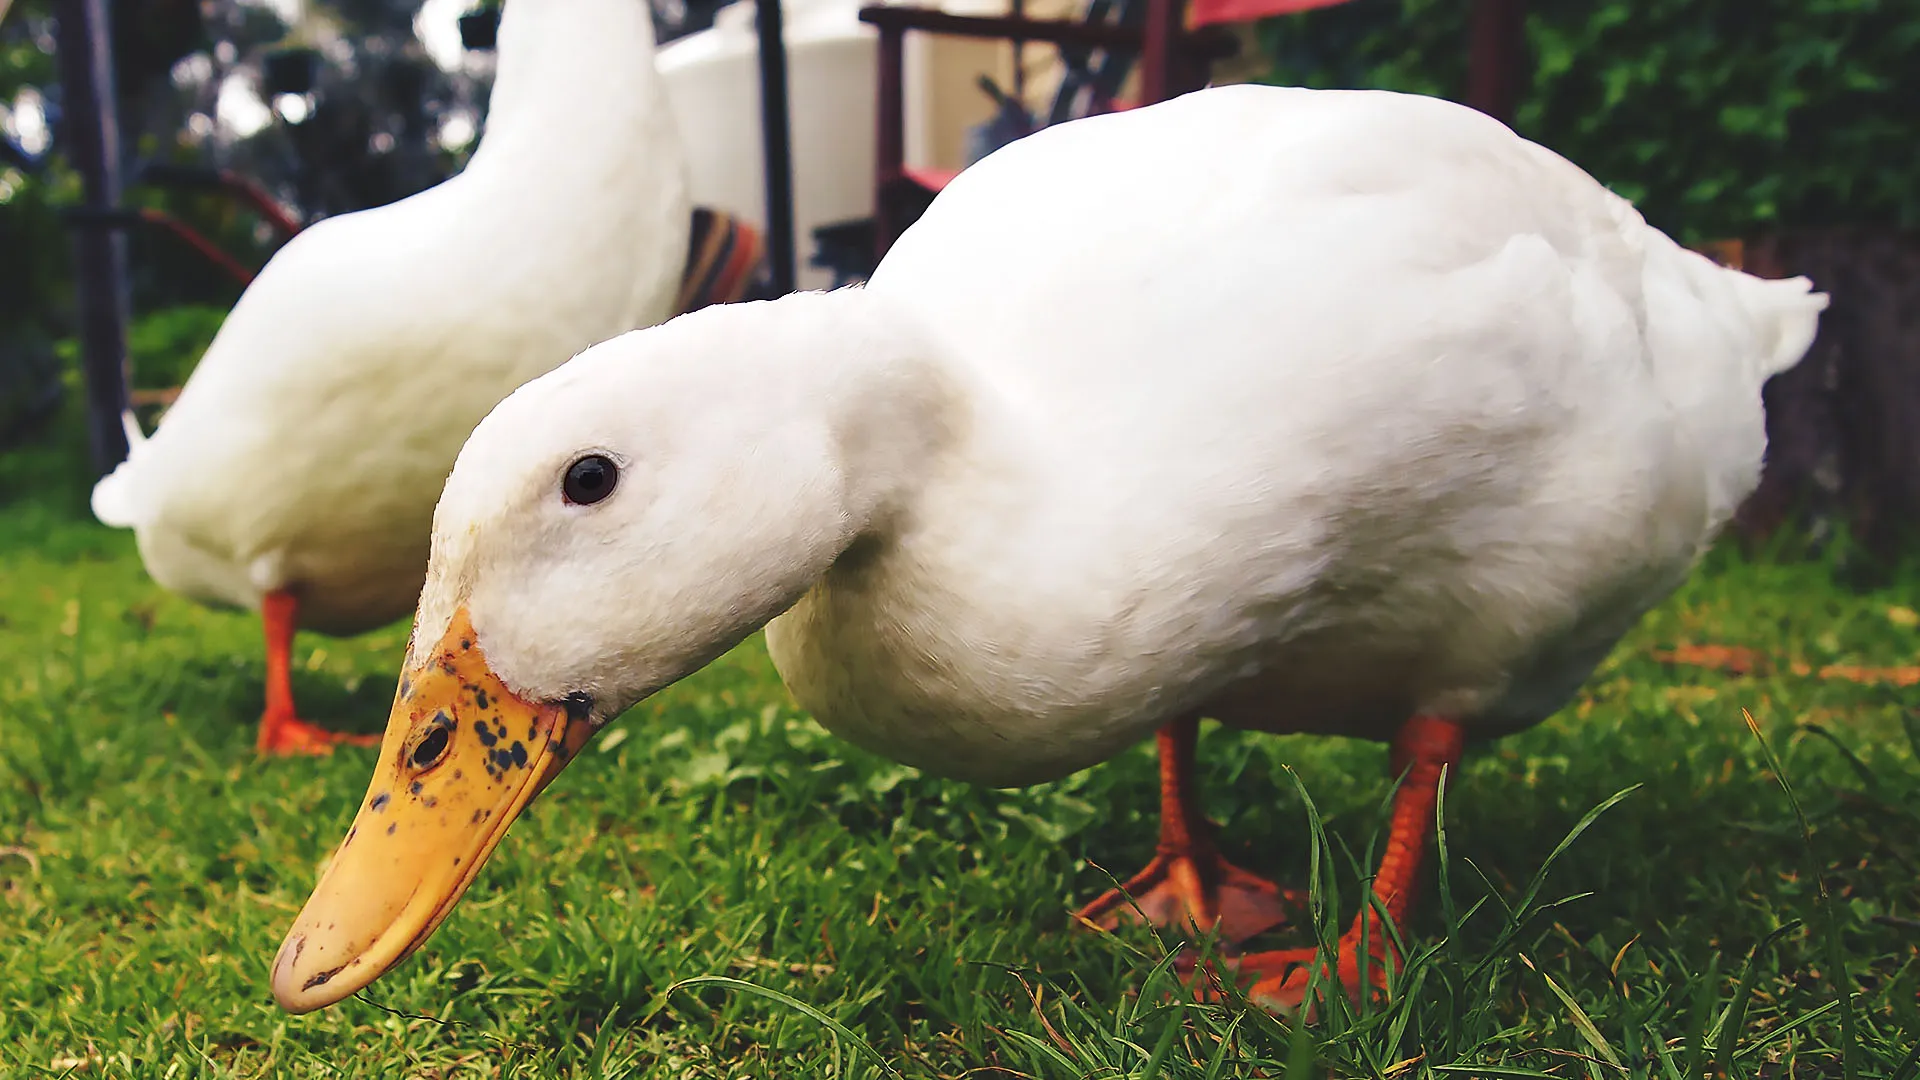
[90,0,691,754]
[268,85,1824,1013]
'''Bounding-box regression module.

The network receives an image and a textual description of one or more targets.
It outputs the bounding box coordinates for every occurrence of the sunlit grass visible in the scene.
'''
[2,407,1916,1077]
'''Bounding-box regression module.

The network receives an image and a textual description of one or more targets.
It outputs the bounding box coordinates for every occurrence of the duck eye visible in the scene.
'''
[411,725,451,769]
[562,454,618,506]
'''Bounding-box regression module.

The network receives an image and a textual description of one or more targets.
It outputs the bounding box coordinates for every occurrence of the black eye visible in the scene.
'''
[563,454,618,505]
[412,725,451,769]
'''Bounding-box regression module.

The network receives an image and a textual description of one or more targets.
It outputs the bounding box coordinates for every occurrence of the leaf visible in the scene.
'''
[1518,952,1624,1069]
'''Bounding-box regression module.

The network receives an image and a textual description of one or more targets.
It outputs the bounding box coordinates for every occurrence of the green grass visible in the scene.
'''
[2,404,1917,1078]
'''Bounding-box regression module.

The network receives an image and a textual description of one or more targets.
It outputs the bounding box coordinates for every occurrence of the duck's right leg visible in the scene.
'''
[1074,715,1298,944]
[254,590,380,756]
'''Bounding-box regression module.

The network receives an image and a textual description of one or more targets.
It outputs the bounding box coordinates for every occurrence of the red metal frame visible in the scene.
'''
[135,208,261,285]
[860,1,1230,262]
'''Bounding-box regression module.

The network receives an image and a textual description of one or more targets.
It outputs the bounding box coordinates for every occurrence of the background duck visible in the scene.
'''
[266,85,1824,1013]
[89,0,694,754]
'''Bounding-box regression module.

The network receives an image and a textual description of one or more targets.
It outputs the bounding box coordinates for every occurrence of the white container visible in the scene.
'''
[658,0,1065,290]
[659,0,880,292]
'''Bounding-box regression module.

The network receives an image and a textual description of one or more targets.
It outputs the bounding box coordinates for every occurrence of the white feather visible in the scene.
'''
[422,85,1825,788]
[89,0,691,636]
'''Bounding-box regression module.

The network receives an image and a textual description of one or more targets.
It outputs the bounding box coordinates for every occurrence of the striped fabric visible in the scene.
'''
[676,207,768,314]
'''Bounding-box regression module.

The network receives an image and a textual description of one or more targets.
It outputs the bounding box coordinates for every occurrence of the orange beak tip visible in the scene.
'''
[267,606,590,1013]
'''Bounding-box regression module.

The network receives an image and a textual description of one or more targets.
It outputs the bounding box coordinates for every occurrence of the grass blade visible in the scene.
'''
[1715,918,1804,1076]
[1281,1008,1317,1080]
[1135,997,1183,1080]
[667,974,899,1079]
[1742,708,1859,1080]
[1889,1036,1920,1080]
[1733,999,1839,1064]
[1517,952,1623,1069]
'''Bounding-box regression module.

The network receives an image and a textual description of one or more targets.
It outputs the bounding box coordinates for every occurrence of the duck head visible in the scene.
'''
[268,294,936,1012]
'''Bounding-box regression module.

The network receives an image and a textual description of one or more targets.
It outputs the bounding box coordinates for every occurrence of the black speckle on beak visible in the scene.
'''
[302,964,346,991]
[369,792,390,812]
[564,692,595,723]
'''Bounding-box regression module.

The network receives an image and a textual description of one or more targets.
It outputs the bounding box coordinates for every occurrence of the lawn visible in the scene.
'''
[2,404,1917,1078]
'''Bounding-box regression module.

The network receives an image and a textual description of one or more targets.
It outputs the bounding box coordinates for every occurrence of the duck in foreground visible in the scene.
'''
[271,84,1825,1013]
[88,0,693,754]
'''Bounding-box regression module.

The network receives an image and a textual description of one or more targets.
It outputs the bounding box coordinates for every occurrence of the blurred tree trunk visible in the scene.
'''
[1731,229,1920,560]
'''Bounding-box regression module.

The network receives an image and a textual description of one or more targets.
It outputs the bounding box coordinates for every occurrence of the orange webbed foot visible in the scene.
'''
[1076,849,1299,944]
[256,712,381,756]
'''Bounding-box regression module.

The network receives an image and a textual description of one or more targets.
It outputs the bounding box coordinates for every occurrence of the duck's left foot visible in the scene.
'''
[253,589,381,757]
[1218,713,1466,1016]
[1075,717,1297,944]
[1230,933,1395,1015]
[257,714,381,756]
[1075,847,1298,942]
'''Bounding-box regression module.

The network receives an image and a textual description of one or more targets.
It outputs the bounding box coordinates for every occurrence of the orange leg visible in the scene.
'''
[254,591,379,756]
[1075,716,1298,945]
[1233,714,1465,1013]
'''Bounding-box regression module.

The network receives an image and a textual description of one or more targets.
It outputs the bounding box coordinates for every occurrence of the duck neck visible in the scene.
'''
[555,289,961,715]
[800,293,965,545]
[465,0,674,175]
[669,286,961,612]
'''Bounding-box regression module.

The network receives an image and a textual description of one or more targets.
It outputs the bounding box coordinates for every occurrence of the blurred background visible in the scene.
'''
[2,0,1916,550]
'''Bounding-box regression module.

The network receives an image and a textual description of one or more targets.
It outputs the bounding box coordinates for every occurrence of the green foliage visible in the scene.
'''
[0,0,57,100]
[1256,0,1920,243]
[125,303,228,389]
[0,0,485,350]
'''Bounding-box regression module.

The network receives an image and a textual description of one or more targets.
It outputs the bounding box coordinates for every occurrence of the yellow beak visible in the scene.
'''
[269,607,595,1013]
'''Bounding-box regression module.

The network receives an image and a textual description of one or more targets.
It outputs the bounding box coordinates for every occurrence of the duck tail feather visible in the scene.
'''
[90,409,148,529]
[121,406,148,450]
[1745,273,1829,381]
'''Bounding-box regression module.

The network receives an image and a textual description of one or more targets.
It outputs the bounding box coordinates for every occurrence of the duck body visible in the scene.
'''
[271,84,1824,1013]
[92,0,690,636]
[766,85,1820,787]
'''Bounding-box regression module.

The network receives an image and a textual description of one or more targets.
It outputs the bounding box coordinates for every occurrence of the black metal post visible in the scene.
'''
[1139,0,1172,105]
[1468,0,1525,124]
[754,0,797,295]
[1010,0,1025,103]
[55,0,132,474]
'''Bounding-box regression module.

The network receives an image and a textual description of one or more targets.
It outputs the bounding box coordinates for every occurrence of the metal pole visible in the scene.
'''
[1467,0,1525,124]
[873,23,905,263]
[1139,0,1172,105]
[1010,0,1025,103]
[55,0,132,475]
[754,0,797,295]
